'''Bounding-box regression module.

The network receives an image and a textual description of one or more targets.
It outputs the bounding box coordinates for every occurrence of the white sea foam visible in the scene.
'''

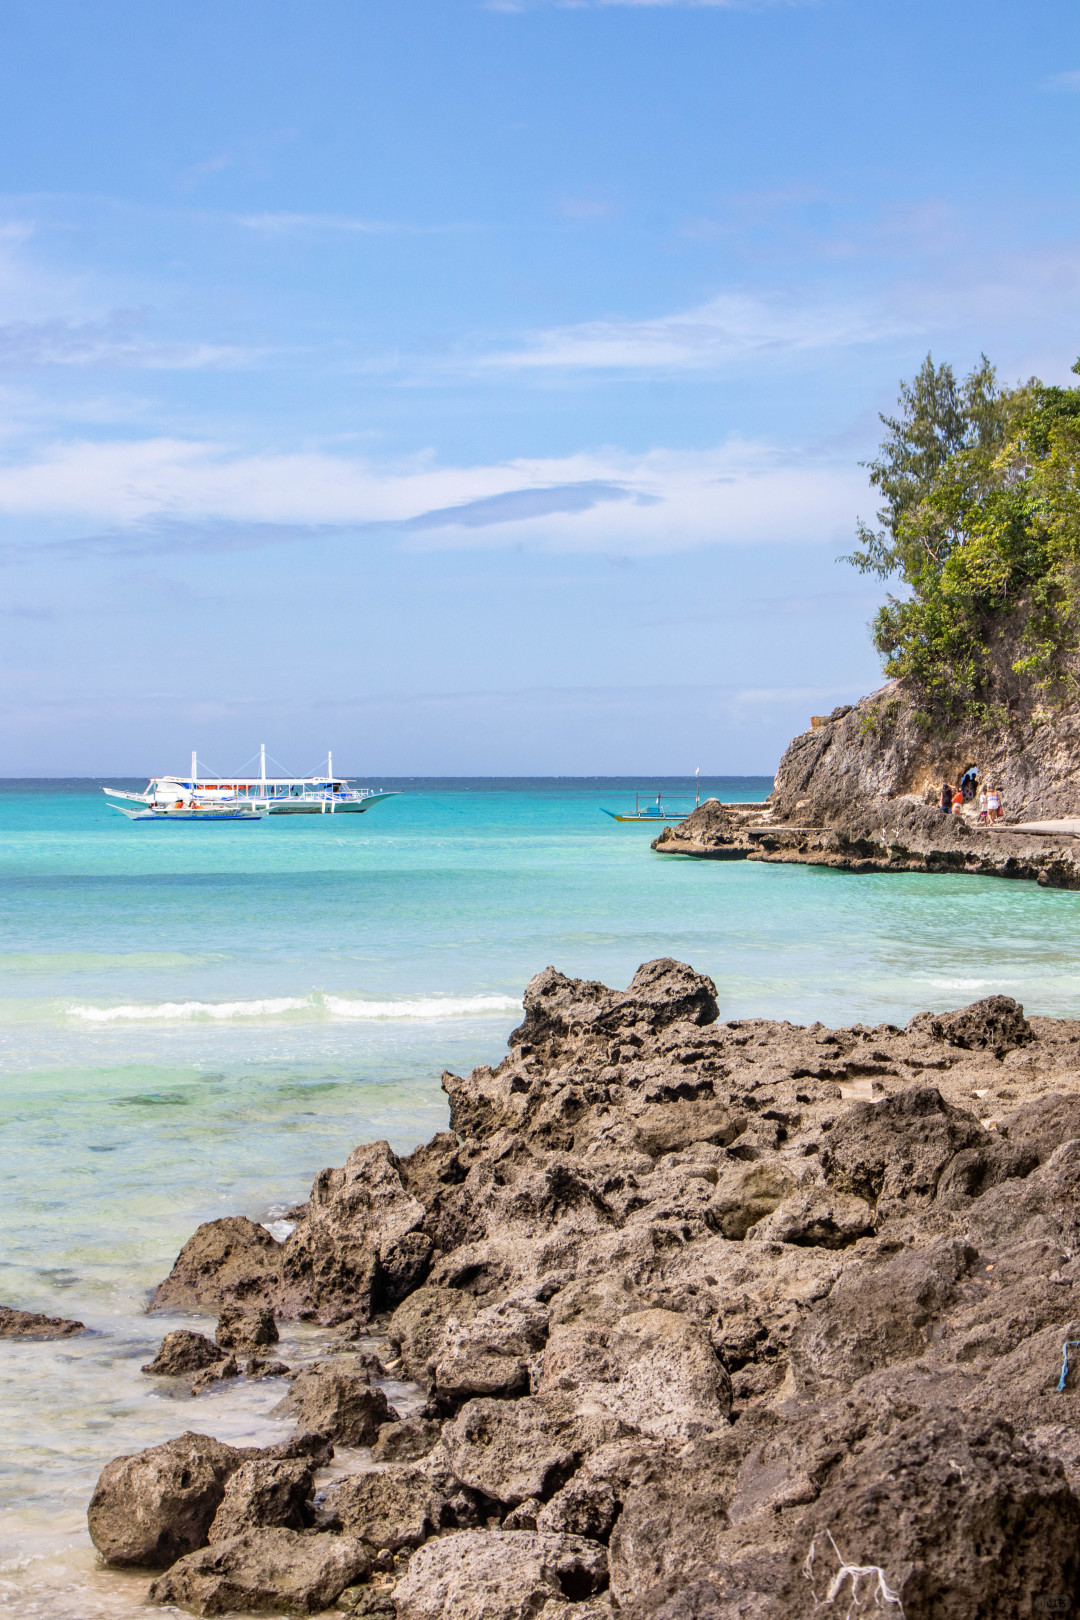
[64,990,521,1024]
[924,978,997,991]
[322,993,520,1020]
[66,996,311,1022]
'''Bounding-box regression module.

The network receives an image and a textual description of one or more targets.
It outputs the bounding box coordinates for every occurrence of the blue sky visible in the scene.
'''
[3,0,1080,775]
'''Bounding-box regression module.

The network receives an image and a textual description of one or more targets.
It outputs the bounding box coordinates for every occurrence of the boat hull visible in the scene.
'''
[266,792,398,815]
[112,806,265,822]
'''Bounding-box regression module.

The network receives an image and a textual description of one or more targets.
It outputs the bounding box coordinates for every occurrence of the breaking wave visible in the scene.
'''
[63,991,522,1025]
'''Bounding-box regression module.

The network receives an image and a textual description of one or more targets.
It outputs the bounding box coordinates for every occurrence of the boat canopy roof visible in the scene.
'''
[154,775,349,787]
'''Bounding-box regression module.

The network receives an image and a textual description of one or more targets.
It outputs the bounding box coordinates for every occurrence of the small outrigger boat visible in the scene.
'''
[601,775,701,823]
[104,747,398,819]
[113,798,265,823]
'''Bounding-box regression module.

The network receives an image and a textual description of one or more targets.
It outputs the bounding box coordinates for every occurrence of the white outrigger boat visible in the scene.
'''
[103,747,399,820]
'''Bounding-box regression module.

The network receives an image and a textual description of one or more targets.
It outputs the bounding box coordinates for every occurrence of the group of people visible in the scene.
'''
[939,770,1002,825]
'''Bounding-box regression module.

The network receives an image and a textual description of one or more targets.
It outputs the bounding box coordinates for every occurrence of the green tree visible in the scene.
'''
[845,353,1017,581]
[845,354,1080,720]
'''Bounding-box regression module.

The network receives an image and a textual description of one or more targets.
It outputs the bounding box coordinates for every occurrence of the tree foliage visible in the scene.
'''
[845,352,1080,719]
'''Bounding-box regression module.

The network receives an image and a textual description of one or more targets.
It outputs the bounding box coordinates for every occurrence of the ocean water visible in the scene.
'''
[4,775,1080,1617]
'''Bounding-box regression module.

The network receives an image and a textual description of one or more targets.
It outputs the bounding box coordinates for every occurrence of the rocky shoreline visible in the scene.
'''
[652,687,1080,887]
[83,959,1080,1617]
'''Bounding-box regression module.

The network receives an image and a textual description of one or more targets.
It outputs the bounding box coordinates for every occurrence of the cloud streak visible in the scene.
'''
[237,213,411,235]
[0,318,256,370]
[0,435,865,557]
[484,289,910,371]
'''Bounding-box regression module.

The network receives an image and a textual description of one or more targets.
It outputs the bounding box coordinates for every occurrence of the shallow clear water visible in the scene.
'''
[4,776,1080,1615]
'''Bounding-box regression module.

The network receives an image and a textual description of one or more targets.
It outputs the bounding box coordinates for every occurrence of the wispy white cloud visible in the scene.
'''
[0,318,256,370]
[237,212,405,236]
[0,434,865,556]
[1043,70,1080,92]
[483,288,911,371]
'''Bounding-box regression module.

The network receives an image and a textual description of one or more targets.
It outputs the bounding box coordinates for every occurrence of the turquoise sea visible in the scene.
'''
[5,775,1080,1616]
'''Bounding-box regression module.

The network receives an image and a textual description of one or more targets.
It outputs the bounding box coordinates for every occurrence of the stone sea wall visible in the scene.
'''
[80,959,1080,1617]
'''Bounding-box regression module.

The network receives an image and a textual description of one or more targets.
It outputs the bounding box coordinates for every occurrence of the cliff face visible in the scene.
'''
[653,645,1080,884]
[771,683,1080,827]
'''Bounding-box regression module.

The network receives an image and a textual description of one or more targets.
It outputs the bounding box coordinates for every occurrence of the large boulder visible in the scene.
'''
[87,1431,245,1567]
[632,1100,746,1159]
[393,1529,608,1620]
[790,1415,1080,1617]
[208,1457,315,1541]
[146,1526,370,1615]
[606,1444,736,1608]
[749,1186,875,1249]
[508,959,718,1060]
[388,1286,480,1387]
[151,1217,282,1312]
[788,1236,978,1395]
[271,1365,398,1446]
[142,1330,226,1376]
[819,1086,988,1217]
[908,995,1033,1057]
[706,1161,796,1241]
[371,1416,443,1464]
[1000,1092,1080,1165]
[538,1309,731,1441]
[433,1291,550,1401]
[320,1461,453,1550]
[278,1142,431,1324]
[442,1393,625,1507]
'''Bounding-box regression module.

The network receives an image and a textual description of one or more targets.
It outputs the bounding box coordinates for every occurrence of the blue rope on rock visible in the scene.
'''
[1057,1341,1080,1392]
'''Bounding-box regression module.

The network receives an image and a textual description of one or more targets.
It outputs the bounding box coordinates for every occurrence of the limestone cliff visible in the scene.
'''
[654,665,1080,885]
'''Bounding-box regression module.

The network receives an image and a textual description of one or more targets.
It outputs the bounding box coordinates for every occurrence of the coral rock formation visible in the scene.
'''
[92,959,1080,1614]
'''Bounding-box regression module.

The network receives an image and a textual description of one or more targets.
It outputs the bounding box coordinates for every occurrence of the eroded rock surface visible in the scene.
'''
[88,1432,246,1567]
[392,1530,608,1620]
[142,1330,225,1376]
[653,678,1080,888]
[271,1363,398,1446]
[110,959,1080,1613]
[207,1457,315,1541]
[147,1526,370,1614]
[0,1304,84,1338]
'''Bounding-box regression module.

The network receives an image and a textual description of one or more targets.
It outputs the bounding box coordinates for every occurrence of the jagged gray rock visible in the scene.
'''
[151,1216,283,1312]
[0,1304,84,1338]
[87,1431,245,1567]
[270,1364,398,1446]
[320,1460,456,1549]
[215,1303,279,1354]
[392,1529,609,1620]
[146,1526,370,1614]
[134,961,1080,1614]
[142,1330,225,1376]
[207,1457,314,1541]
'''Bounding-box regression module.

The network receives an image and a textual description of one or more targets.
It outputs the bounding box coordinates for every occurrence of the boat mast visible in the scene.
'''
[191,749,196,785]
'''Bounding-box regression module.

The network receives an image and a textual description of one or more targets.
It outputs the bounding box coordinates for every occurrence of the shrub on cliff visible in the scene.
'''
[846,352,1080,720]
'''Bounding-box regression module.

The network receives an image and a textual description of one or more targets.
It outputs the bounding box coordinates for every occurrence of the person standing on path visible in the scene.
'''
[951,788,964,816]
[978,787,989,825]
[940,781,953,813]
